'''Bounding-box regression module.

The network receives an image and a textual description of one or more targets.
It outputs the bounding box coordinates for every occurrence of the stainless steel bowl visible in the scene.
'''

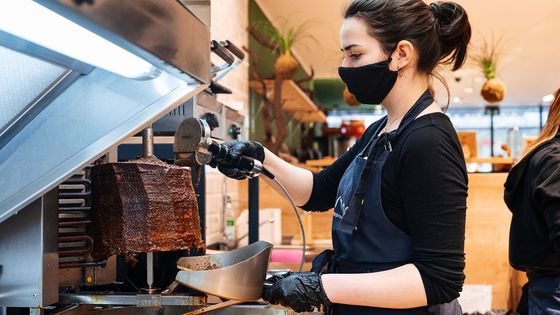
[175,240,273,301]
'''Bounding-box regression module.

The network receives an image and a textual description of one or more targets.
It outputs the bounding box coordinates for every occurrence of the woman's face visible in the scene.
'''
[340,17,389,68]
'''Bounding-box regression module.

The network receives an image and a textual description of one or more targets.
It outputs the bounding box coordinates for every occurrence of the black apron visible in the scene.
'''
[314,90,462,315]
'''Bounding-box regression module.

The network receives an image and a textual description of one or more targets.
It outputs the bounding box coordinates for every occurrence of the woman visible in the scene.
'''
[214,0,471,313]
[504,88,560,314]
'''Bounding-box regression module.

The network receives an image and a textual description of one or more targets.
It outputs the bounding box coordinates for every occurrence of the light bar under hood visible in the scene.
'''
[0,0,211,223]
[0,1,161,80]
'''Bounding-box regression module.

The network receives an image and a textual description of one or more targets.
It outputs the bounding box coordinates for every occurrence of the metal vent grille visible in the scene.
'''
[0,46,66,132]
[58,170,94,268]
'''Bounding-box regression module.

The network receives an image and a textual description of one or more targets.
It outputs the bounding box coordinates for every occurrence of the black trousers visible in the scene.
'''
[518,274,560,315]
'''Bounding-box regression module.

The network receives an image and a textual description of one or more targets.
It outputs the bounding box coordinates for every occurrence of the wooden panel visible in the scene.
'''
[465,173,512,309]
[458,131,478,158]
[510,269,528,311]
[466,157,514,165]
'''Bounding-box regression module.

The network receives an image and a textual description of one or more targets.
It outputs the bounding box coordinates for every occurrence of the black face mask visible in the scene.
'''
[338,56,398,105]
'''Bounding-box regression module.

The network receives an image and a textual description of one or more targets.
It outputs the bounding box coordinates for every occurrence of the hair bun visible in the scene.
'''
[432,2,463,28]
[429,3,443,20]
[430,1,471,71]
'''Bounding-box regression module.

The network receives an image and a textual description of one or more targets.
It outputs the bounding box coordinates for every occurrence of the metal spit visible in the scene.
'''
[142,125,157,294]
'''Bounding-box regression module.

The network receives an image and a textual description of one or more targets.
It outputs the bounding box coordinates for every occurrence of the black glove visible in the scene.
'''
[211,140,265,180]
[262,272,331,313]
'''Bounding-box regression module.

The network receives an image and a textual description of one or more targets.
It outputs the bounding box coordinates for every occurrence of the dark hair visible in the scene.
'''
[344,0,471,73]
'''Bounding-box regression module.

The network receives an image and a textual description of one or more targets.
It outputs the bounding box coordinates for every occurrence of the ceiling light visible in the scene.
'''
[464,87,474,94]
[0,1,160,80]
[542,94,554,103]
[453,96,462,104]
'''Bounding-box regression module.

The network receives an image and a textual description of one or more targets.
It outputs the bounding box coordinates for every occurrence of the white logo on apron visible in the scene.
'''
[333,195,348,220]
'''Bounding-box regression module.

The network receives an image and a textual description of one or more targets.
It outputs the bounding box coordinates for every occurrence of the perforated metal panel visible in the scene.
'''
[0,46,66,132]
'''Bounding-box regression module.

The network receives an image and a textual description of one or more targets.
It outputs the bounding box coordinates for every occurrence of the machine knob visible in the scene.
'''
[229,124,241,139]
[202,113,220,130]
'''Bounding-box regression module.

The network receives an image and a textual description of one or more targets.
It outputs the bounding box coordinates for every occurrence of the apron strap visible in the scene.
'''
[310,249,335,273]
[336,90,434,234]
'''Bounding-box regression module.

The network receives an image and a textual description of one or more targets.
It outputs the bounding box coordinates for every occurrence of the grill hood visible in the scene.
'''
[0,0,211,223]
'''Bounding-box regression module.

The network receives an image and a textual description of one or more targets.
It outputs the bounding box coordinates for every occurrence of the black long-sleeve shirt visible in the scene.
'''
[302,113,468,305]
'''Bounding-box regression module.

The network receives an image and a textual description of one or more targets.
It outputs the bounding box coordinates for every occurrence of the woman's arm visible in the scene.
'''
[261,123,380,209]
[261,148,314,206]
[322,264,427,309]
[398,121,468,305]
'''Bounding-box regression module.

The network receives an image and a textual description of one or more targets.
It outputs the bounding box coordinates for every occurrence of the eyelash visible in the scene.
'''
[341,53,362,61]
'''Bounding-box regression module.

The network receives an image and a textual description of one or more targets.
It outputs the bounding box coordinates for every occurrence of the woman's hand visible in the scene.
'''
[262,272,331,312]
[210,140,264,179]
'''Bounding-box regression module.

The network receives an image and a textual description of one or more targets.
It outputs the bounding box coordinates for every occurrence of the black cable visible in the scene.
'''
[262,166,306,272]
[261,167,275,179]
[208,142,306,271]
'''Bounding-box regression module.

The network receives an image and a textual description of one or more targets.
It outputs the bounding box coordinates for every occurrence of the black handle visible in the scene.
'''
[235,156,256,172]
[211,40,235,65]
[235,157,274,179]
[222,40,245,60]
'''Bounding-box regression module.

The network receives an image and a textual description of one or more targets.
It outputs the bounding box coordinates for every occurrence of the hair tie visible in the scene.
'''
[430,3,442,19]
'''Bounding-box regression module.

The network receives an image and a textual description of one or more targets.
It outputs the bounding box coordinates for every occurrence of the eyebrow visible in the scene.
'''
[341,44,359,52]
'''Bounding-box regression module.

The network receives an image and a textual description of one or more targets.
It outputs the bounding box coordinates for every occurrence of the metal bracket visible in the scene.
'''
[59,293,207,306]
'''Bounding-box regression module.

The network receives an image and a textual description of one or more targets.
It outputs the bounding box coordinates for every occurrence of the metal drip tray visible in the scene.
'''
[208,305,323,315]
[175,241,273,301]
[49,304,323,315]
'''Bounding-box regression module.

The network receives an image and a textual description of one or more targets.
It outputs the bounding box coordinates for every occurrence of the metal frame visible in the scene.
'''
[36,0,211,84]
[59,294,206,307]
[0,189,59,307]
[248,178,260,244]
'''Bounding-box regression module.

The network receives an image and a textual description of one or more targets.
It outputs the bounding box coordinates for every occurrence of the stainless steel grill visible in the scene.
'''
[0,1,280,314]
[0,0,211,310]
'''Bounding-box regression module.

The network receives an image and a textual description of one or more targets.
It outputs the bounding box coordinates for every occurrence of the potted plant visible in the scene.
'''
[247,20,317,154]
[250,20,316,80]
[471,36,506,103]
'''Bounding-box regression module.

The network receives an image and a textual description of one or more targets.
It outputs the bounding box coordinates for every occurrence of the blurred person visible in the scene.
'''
[504,88,560,314]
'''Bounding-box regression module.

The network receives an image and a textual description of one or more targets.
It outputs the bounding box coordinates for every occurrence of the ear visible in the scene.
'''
[390,40,415,71]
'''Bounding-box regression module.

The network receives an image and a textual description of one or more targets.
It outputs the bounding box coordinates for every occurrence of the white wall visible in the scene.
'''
[205,0,249,245]
[211,0,249,114]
